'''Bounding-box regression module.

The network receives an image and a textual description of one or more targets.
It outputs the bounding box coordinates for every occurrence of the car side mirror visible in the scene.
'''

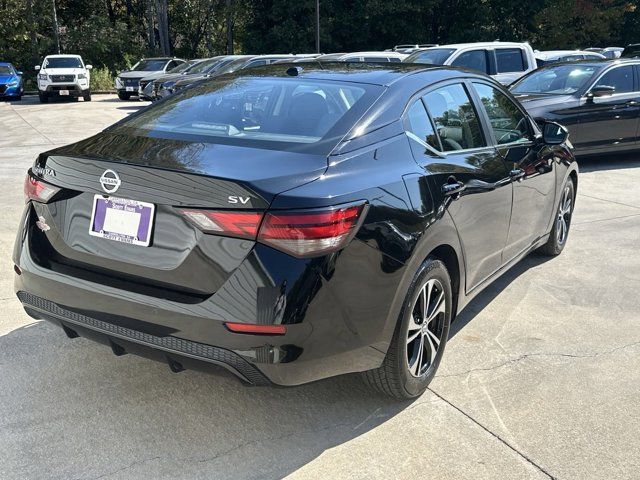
[86,64,93,70]
[34,65,40,71]
[587,85,615,101]
[542,121,569,145]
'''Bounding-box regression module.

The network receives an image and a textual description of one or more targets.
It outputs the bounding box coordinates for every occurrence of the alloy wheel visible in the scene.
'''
[406,279,446,377]
[556,184,573,245]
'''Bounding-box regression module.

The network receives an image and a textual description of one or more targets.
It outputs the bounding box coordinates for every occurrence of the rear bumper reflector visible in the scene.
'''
[225,322,286,335]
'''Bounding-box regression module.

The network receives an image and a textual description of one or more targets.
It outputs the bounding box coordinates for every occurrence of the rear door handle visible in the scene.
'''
[442,180,466,197]
[510,168,526,181]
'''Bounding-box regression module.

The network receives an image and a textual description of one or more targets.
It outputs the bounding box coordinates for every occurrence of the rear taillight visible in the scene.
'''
[24,173,60,203]
[258,204,365,257]
[179,203,365,257]
[178,210,262,240]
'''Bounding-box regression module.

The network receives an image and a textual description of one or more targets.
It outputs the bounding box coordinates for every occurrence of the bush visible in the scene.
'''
[90,67,114,92]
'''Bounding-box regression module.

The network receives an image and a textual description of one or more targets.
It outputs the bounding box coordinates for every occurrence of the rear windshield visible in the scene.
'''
[404,48,455,65]
[132,59,168,71]
[112,77,383,153]
[0,65,14,75]
[44,57,83,69]
[511,65,599,94]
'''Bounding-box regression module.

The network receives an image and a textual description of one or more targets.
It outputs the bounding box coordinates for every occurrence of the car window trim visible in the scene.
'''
[584,63,640,97]
[402,98,444,153]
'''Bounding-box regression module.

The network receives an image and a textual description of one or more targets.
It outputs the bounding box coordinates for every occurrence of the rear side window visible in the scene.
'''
[114,77,382,152]
[594,66,634,94]
[405,100,439,150]
[423,83,486,151]
[452,50,488,73]
[495,48,526,73]
[473,83,531,145]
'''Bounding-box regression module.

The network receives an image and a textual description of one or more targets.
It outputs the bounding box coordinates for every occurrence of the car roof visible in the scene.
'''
[529,58,640,71]
[44,54,82,58]
[340,51,407,57]
[222,61,482,87]
[536,50,605,59]
[0,62,14,66]
[419,41,529,50]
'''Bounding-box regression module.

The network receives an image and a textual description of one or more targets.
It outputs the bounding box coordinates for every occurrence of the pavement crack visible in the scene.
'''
[436,341,640,379]
[77,456,161,480]
[428,388,558,480]
[578,193,640,211]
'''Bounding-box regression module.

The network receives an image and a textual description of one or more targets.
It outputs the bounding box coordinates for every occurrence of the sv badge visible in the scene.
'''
[228,196,250,205]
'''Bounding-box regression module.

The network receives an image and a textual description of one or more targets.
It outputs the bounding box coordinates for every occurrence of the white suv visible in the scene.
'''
[35,54,92,103]
[404,42,537,85]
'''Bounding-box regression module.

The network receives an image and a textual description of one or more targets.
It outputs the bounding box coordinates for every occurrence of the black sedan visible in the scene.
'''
[510,59,640,155]
[14,63,577,399]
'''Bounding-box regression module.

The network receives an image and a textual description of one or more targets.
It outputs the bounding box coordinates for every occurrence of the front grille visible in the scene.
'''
[124,78,140,87]
[0,85,6,94]
[50,74,75,83]
[17,291,271,386]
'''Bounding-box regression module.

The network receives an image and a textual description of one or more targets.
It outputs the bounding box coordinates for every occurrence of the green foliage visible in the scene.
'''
[90,67,114,91]
[0,0,638,82]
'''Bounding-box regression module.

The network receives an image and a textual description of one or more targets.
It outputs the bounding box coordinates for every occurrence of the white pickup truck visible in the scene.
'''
[404,42,537,85]
[35,54,92,103]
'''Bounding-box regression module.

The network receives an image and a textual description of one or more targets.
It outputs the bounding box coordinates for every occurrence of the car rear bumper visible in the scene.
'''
[14,205,402,386]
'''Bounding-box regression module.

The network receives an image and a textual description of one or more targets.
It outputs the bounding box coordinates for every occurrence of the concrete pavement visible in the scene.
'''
[0,95,639,479]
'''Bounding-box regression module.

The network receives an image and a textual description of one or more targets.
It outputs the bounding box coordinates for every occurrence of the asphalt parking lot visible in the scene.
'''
[1,94,639,480]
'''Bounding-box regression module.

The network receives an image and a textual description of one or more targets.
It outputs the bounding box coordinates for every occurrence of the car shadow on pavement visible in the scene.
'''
[578,154,640,173]
[0,318,412,479]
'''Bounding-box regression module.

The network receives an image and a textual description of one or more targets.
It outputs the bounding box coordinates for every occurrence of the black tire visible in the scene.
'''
[83,90,92,101]
[363,258,452,399]
[117,92,131,101]
[38,92,48,103]
[538,179,575,256]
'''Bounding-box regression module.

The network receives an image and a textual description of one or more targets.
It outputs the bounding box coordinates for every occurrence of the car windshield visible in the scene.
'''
[0,66,14,75]
[187,58,228,74]
[112,77,383,152]
[44,57,83,69]
[404,48,456,64]
[167,62,193,74]
[511,65,600,94]
[132,59,168,71]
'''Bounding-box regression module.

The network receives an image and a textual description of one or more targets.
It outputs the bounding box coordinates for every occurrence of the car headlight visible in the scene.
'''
[8,79,19,86]
[78,73,87,80]
[38,73,48,81]
[115,77,123,88]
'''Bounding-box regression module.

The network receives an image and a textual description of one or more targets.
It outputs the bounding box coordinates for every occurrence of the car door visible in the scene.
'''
[471,81,557,261]
[493,48,528,85]
[450,50,490,75]
[405,81,513,292]
[577,65,640,152]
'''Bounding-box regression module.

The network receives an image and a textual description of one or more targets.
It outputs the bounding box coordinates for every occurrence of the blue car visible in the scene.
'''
[0,62,24,100]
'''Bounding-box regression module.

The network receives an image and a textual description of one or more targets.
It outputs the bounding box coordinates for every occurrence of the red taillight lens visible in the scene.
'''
[24,174,60,203]
[225,322,286,335]
[257,204,365,257]
[179,203,366,257]
[178,209,263,240]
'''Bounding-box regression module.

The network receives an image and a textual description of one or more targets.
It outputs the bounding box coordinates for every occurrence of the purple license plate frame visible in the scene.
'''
[89,195,155,247]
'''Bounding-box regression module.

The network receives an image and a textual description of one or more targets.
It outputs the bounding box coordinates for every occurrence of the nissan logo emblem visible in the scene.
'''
[99,169,121,194]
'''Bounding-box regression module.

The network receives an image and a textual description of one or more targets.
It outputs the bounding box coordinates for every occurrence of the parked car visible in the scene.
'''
[171,55,297,93]
[15,63,577,399]
[35,54,92,103]
[535,50,606,67]
[390,44,438,54]
[115,57,185,100]
[585,47,623,59]
[621,44,640,58]
[404,41,537,85]
[0,62,24,100]
[153,56,238,100]
[336,51,408,62]
[510,59,640,156]
[138,59,200,101]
